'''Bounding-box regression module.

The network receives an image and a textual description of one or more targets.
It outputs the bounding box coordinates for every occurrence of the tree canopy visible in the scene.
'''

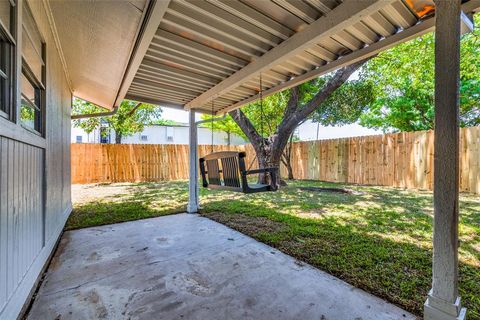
[72,98,162,143]
[307,78,374,126]
[359,14,480,132]
[200,114,246,141]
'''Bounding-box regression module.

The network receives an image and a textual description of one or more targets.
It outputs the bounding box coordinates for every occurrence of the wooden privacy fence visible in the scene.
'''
[282,127,480,194]
[71,126,480,194]
[71,144,255,184]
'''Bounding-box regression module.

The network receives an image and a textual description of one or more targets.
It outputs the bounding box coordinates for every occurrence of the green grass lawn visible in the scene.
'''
[68,180,480,319]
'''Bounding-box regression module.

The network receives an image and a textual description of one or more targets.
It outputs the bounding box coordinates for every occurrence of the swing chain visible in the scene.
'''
[247,75,264,172]
[259,74,264,150]
[211,99,214,153]
[259,73,270,184]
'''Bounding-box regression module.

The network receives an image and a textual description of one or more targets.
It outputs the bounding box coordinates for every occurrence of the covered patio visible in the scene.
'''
[1,0,478,319]
[48,0,480,319]
[27,214,414,320]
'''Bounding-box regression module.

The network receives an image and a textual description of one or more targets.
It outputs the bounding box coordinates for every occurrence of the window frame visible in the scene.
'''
[0,0,16,121]
[20,64,42,134]
[20,2,46,136]
[100,127,110,144]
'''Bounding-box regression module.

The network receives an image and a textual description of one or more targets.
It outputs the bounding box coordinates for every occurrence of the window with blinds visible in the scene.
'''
[0,0,15,120]
[20,2,45,134]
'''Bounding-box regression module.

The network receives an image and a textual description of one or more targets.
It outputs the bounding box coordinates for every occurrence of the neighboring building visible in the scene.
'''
[72,123,247,145]
[71,120,113,144]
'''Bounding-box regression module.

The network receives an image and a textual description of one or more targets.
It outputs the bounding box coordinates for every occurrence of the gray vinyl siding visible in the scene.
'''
[0,0,72,318]
[0,140,44,312]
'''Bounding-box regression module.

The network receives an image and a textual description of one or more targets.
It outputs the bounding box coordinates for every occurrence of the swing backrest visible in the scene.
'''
[200,151,276,194]
[199,151,243,192]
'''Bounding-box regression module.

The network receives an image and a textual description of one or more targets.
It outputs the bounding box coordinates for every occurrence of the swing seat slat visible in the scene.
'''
[199,151,278,194]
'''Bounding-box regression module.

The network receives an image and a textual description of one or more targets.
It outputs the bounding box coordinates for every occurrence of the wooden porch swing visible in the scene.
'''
[199,74,278,194]
[199,151,277,194]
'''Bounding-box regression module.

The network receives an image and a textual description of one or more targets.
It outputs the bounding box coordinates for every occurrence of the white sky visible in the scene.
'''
[296,119,381,140]
[160,107,381,141]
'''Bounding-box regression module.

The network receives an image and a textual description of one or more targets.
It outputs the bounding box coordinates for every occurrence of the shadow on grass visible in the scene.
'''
[66,201,185,230]
[67,180,189,230]
[201,199,480,319]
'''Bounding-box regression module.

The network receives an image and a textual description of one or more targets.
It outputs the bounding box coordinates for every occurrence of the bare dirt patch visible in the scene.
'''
[72,183,134,205]
[298,186,364,195]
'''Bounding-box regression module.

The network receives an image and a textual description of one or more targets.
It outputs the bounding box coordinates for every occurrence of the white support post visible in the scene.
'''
[187,110,199,213]
[424,1,465,319]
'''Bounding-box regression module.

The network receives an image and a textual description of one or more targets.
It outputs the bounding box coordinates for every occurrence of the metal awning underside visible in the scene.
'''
[121,0,479,115]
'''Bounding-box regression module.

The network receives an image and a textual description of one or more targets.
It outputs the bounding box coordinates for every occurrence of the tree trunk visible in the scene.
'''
[285,159,294,180]
[253,137,284,187]
[281,133,295,180]
[227,132,231,146]
[115,131,122,144]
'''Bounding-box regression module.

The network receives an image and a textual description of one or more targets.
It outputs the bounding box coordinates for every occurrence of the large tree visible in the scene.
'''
[228,59,372,186]
[72,98,162,143]
[201,91,301,179]
[201,89,291,142]
[359,14,480,132]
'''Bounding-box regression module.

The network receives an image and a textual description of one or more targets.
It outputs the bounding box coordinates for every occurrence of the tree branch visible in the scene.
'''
[126,103,143,117]
[229,109,263,147]
[302,59,369,119]
[283,86,300,119]
[282,58,370,135]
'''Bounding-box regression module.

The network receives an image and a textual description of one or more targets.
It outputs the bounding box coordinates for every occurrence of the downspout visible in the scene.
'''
[194,114,227,126]
[71,106,118,120]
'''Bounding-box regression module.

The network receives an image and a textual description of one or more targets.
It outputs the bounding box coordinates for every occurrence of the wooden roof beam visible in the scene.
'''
[217,14,434,115]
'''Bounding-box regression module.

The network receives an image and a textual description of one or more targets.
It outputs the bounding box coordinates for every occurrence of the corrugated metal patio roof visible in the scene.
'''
[55,0,478,114]
[125,0,423,114]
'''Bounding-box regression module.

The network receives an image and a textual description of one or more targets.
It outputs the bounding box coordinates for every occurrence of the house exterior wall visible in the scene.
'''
[121,126,246,145]
[0,1,72,318]
[71,127,101,144]
[72,125,247,145]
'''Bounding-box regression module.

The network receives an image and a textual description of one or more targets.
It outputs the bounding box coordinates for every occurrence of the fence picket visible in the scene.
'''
[71,126,480,194]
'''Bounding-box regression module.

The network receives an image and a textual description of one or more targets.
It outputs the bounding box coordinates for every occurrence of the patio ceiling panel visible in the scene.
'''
[126,0,344,114]
[47,0,150,109]
[123,0,476,115]
[183,0,411,114]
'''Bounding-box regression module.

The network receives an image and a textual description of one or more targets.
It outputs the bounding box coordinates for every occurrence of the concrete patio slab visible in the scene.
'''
[27,214,416,320]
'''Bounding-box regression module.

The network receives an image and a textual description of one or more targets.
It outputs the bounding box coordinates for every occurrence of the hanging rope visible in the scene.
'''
[258,73,268,180]
[210,99,214,153]
[259,73,264,150]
